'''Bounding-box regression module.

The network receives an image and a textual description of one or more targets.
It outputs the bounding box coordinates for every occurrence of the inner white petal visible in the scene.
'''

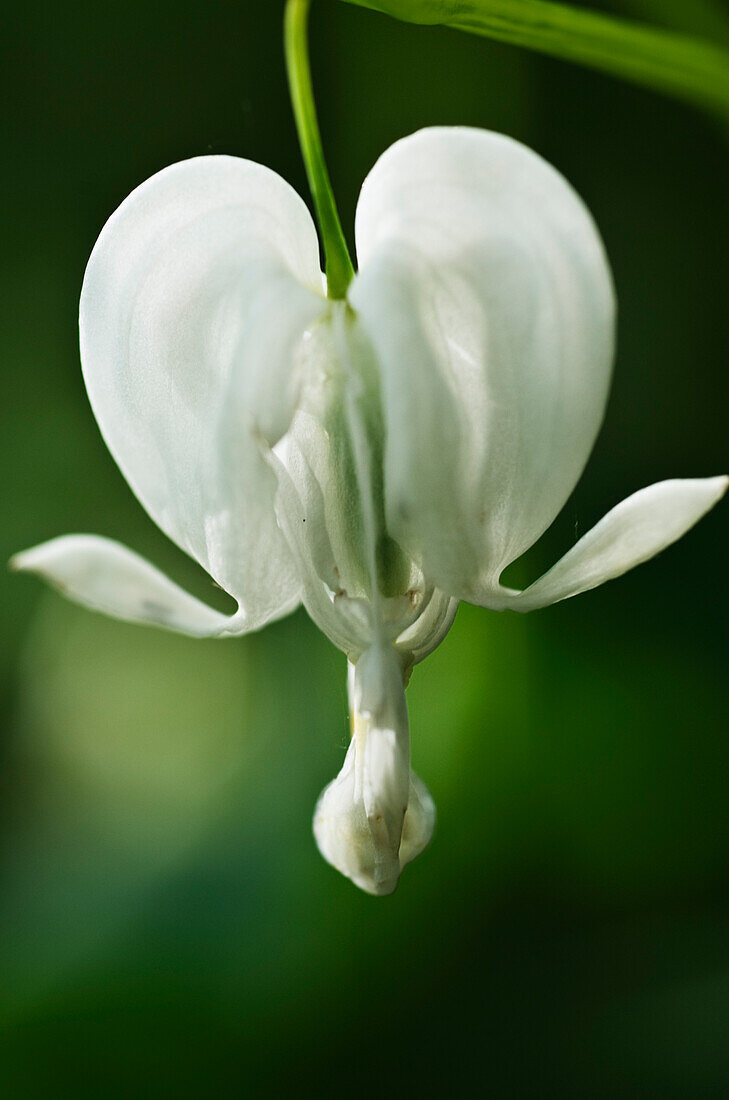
[313,645,435,896]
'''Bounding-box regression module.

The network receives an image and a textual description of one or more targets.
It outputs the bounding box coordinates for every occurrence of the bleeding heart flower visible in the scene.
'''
[12,127,726,895]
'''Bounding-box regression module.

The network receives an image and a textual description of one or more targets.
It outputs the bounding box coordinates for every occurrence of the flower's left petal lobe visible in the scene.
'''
[80,156,326,630]
[352,127,615,598]
[11,535,250,637]
[494,476,727,612]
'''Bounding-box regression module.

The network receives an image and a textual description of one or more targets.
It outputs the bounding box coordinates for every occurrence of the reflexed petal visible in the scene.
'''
[489,476,728,612]
[10,535,250,637]
[351,127,615,598]
[80,156,327,629]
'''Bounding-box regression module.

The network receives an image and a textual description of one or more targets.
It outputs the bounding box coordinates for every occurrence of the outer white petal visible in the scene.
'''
[10,536,250,637]
[350,127,615,598]
[490,476,728,612]
[80,156,327,630]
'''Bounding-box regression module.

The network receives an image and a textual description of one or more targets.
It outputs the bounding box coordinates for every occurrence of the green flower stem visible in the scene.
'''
[285,0,355,299]
[341,0,729,120]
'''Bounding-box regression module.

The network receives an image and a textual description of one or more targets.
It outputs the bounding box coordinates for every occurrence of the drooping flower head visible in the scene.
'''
[13,125,726,894]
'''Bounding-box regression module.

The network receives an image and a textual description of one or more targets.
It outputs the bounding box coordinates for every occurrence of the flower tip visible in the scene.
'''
[8,541,74,590]
[8,542,60,575]
[8,549,32,573]
[699,473,729,511]
[313,756,435,898]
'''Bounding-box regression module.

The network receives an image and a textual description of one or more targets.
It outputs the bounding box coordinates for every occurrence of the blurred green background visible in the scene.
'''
[1,1,728,1095]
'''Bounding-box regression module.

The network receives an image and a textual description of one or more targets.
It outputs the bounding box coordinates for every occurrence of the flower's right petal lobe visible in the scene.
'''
[10,535,250,637]
[80,156,327,630]
[499,476,727,612]
[351,127,615,598]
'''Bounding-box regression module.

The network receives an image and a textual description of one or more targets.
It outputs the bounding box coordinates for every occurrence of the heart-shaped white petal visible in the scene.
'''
[80,156,327,630]
[350,127,615,599]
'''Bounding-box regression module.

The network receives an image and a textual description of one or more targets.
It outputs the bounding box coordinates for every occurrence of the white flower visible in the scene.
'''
[12,127,726,895]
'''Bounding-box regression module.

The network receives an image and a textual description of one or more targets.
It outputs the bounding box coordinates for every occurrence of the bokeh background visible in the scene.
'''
[2,1,728,1094]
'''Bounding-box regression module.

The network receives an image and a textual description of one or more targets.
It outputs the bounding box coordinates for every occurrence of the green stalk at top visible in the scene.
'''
[285,0,355,299]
